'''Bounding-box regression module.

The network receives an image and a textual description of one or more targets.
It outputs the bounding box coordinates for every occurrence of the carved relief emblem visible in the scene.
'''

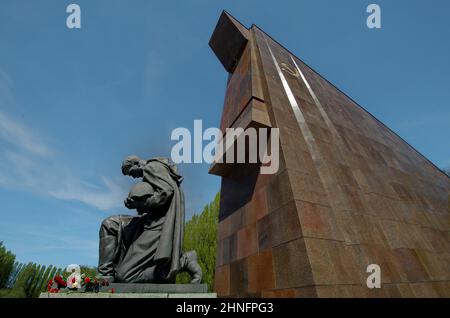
[281,62,300,78]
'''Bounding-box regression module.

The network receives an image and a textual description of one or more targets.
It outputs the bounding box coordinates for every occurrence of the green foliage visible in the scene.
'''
[36,265,55,295]
[6,262,23,288]
[0,287,26,298]
[177,192,219,292]
[79,265,98,278]
[0,242,16,289]
[0,243,65,298]
[0,242,96,298]
[9,263,64,298]
[13,263,40,298]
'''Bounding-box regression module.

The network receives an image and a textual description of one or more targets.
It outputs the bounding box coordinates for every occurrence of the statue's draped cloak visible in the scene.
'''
[112,158,184,283]
[143,158,184,281]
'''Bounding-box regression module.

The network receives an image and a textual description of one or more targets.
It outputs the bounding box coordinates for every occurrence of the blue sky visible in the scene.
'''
[0,0,449,268]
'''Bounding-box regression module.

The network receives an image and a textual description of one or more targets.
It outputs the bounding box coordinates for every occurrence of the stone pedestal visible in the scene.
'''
[39,284,216,298]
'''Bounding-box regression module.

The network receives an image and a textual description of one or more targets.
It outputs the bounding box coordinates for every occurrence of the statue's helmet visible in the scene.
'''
[128,182,154,201]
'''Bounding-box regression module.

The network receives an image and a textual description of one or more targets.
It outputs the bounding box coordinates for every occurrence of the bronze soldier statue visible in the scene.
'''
[98,156,202,284]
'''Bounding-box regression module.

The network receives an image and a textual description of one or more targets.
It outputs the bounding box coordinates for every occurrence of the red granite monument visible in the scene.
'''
[209,11,450,297]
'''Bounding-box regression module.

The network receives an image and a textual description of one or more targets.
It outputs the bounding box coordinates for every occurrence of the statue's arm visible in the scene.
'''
[144,182,174,210]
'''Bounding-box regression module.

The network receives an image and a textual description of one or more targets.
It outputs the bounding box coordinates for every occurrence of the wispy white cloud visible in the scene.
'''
[0,84,127,211]
[0,111,52,157]
[0,65,128,211]
[49,176,127,211]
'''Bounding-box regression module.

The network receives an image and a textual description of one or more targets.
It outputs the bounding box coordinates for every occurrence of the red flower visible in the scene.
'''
[71,277,76,284]
[85,277,91,284]
[54,275,67,288]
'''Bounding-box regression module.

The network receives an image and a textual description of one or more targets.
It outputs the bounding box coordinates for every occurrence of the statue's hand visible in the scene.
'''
[124,197,135,209]
[125,197,148,211]
[133,200,146,210]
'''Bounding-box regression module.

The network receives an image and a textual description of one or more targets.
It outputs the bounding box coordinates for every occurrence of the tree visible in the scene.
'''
[0,242,64,298]
[9,263,63,298]
[79,265,98,278]
[7,261,24,288]
[177,192,219,292]
[0,242,16,289]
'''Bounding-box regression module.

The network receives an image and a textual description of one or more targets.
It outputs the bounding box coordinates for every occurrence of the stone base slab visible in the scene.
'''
[39,292,217,298]
[39,283,215,298]
[108,283,208,293]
